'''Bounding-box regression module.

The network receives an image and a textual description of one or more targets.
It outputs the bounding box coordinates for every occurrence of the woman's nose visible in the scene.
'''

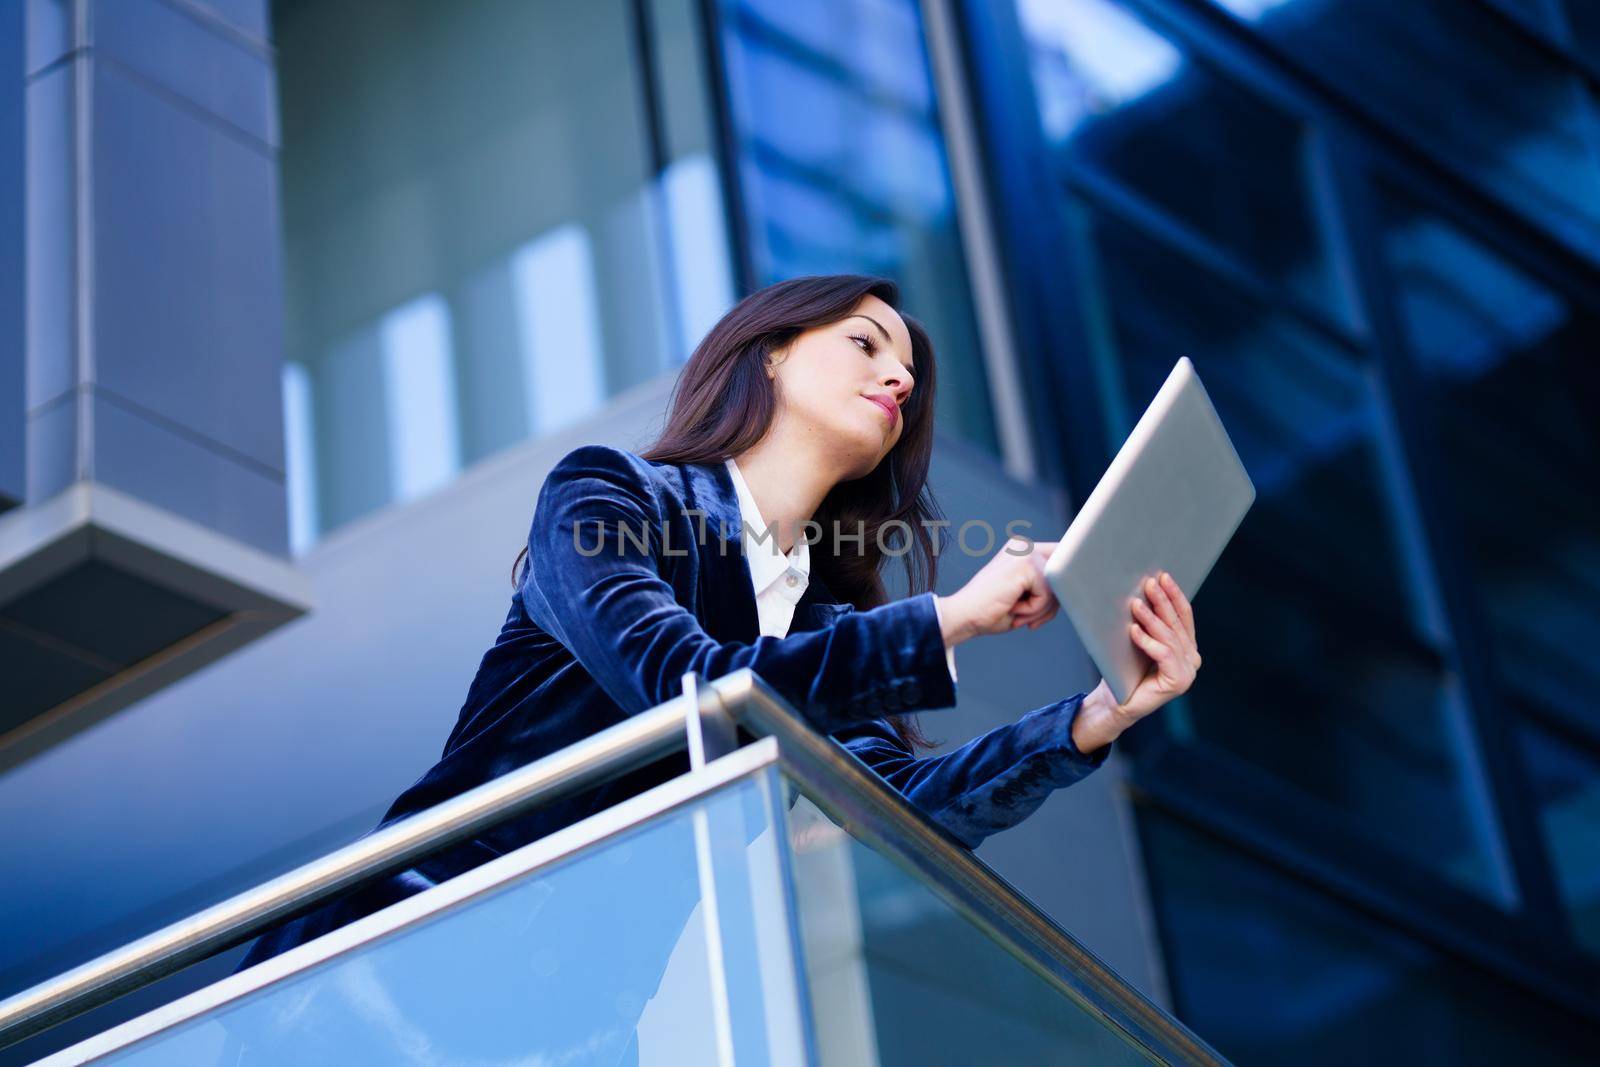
[881,374,910,404]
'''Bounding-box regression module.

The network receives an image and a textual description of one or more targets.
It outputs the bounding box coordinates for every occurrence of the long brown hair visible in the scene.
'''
[516,274,947,750]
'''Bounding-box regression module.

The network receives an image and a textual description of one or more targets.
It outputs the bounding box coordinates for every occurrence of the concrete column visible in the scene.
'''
[2,0,308,764]
[24,0,287,552]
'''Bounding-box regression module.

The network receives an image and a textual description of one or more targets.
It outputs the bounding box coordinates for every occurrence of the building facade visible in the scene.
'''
[2,0,1598,1062]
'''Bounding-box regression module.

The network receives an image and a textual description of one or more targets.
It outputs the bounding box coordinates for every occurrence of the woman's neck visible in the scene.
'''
[730,432,842,555]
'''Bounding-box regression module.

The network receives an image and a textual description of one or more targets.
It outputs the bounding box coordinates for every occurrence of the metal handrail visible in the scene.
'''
[2,671,1227,1065]
[0,694,695,1048]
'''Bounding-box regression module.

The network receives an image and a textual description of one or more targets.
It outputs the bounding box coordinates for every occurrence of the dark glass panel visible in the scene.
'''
[1379,188,1600,736]
[1016,0,1351,322]
[1562,1,1600,67]
[1088,208,1504,899]
[1138,808,1600,1065]
[1207,0,1600,250]
[1518,721,1600,954]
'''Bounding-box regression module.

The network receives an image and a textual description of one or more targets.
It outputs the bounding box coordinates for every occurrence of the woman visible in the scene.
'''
[231,275,1200,1019]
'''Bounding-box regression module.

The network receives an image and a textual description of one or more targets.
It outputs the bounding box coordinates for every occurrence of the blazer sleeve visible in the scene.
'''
[835,693,1110,850]
[519,445,958,734]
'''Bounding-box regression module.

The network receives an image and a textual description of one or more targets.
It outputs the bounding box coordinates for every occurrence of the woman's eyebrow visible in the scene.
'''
[848,314,915,376]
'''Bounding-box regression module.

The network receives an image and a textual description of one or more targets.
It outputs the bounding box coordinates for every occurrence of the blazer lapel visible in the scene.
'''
[680,459,761,645]
[677,458,854,642]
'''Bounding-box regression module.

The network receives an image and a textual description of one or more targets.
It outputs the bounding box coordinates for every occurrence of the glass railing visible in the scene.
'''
[5,671,1227,1066]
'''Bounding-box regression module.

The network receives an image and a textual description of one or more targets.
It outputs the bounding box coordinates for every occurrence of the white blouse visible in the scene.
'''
[725,457,958,682]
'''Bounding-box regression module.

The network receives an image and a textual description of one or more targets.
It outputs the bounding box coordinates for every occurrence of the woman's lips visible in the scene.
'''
[864,395,898,424]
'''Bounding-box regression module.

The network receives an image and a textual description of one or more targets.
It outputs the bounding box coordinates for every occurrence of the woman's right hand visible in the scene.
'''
[936,537,1059,645]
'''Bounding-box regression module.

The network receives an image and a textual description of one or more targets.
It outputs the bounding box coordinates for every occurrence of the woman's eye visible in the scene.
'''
[849,333,876,354]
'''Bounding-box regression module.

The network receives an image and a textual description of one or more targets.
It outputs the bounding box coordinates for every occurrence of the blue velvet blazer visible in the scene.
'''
[238,444,1107,970]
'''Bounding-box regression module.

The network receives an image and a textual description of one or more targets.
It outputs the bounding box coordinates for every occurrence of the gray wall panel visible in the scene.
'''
[24,393,77,503]
[1,3,23,507]
[93,0,278,146]
[23,0,72,78]
[92,393,287,556]
[191,0,268,41]
[91,61,285,477]
[22,62,73,416]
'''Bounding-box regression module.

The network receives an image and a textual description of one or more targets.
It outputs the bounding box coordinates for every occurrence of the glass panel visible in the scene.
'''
[274,0,731,547]
[1378,187,1600,736]
[1204,0,1600,252]
[1518,721,1600,954]
[1082,207,1506,901]
[783,787,1153,1065]
[1477,0,1563,35]
[1567,2,1600,66]
[715,0,1001,454]
[1015,0,1351,323]
[1137,808,1600,1065]
[96,778,784,1065]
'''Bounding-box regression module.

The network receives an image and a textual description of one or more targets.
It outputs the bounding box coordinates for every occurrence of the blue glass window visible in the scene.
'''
[1138,808,1600,1065]
[1015,0,1353,324]
[716,0,1000,454]
[1083,207,1506,901]
[1203,0,1600,256]
[1379,186,1600,739]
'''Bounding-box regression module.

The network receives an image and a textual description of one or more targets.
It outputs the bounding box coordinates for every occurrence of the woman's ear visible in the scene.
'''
[765,339,791,378]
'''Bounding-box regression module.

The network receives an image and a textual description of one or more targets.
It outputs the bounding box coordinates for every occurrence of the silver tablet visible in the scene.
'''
[1043,357,1255,705]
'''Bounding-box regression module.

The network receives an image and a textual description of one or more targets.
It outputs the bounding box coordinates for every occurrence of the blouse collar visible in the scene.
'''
[723,457,811,597]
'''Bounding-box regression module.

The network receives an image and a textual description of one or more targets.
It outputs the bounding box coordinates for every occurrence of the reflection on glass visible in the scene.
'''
[98,776,801,1066]
[1084,209,1506,901]
[1478,0,1564,37]
[381,293,461,503]
[1137,809,1600,1065]
[784,790,1152,1065]
[1015,0,1351,324]
[716,0,1000,454]
[1518,721,1600,954]
[280,362,318,556]
[1379,189,1600,737]
[275,0,733,547]
[1205,0,1600,250]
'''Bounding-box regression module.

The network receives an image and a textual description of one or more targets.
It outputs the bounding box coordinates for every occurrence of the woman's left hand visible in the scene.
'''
[1116,570,1201,723]
[1073,571,1201,752]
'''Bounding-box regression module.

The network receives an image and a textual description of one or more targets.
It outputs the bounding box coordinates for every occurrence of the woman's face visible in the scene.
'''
[767,294,917,478]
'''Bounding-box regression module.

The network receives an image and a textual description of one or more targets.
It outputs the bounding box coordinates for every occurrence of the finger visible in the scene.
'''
[1129,620,1167,659]
[1130,596,1176,644]
[1145,575,1181,632]
[1011,597,1047,626]
[1015,603,1052,629]
[1035,601,1059,626]
[1017,569,1056,615]
[1160,572,1194,635]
